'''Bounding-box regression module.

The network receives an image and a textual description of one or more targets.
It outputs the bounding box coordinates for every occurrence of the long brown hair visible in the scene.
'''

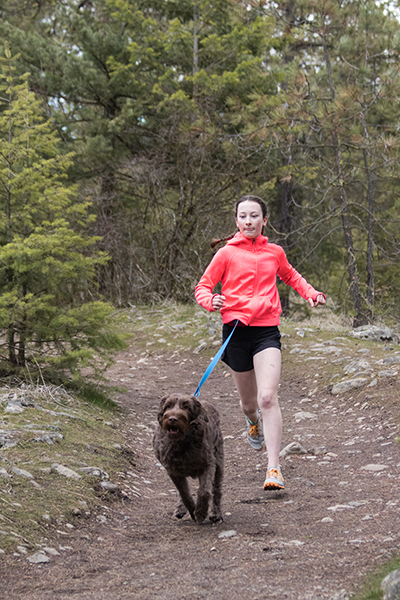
[211,195,268,249]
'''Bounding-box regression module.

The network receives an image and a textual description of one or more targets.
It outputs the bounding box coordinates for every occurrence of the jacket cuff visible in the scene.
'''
[311,292,326,302]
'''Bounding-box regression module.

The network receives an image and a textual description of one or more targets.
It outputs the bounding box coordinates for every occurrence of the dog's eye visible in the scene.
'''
[182,402,190,409]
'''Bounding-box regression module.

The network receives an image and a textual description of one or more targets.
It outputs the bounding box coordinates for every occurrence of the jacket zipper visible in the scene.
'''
[249,238,260,324]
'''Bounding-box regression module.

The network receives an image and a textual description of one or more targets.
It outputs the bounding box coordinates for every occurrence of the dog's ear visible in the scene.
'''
[157,395,170,425]
[189,397,209,423]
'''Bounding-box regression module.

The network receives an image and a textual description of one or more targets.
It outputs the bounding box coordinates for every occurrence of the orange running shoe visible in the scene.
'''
[263,468,284,490]
[246,414,265,451]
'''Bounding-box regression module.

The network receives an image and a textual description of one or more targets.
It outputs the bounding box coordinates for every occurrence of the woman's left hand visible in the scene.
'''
[307,294,326,308]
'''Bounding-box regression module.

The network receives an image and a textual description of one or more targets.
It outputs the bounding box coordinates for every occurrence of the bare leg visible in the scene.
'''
[230,368,259,424]
[253,348,282,470]
[230,348,282,471]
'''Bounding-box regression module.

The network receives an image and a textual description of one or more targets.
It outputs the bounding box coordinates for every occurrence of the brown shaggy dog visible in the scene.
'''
[153,394,224,523]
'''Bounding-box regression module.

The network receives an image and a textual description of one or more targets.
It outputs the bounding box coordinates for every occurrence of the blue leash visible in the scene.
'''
[194,320,239,397]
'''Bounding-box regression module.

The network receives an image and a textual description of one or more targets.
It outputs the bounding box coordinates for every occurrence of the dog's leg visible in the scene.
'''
[169,475,196,520]
[209,459,224,523]
[194,467,215,523]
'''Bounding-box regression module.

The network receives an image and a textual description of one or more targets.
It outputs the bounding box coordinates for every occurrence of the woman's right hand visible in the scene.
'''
[307,294,326,308]
[212,294,225,310]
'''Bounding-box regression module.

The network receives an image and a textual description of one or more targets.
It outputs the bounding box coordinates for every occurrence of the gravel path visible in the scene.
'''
[2,329,400,599]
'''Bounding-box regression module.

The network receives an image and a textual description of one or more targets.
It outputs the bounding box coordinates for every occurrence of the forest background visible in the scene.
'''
[1,0,400,381]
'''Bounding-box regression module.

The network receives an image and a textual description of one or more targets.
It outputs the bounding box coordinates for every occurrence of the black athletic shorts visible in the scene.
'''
[221,324,281,372]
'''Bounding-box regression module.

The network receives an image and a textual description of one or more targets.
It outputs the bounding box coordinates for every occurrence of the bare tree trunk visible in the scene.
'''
[276,0,300,314]
[193,0,198,99]
[279,172,294,314]
[193,0,198,76]
[96,100,119,297]
[17,282,27,366]
[322,34,368,327]
[7,328,17,365]
[7,79,12,241]
[17,330,26,366]
[360,102,376,310]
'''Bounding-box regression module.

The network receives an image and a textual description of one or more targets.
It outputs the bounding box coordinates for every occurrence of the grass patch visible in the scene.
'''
[0,383,131,554]
[74,382,118,411]
[350,558,400,600]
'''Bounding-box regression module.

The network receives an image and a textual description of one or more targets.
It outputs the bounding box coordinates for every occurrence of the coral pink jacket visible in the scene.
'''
[195,233,325,326]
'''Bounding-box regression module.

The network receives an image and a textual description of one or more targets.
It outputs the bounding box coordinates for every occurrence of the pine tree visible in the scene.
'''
[0,44,125,382]
[260,0,400,324]
[0,1,282,302]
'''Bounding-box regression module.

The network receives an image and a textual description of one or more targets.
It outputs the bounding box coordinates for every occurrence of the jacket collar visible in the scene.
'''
[226,232,269,247]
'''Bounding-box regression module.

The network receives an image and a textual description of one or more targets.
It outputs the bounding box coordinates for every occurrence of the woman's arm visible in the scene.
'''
[195,251,227,312]
[275,246,326,304]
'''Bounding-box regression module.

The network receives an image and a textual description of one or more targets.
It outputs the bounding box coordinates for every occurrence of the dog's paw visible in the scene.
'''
[194,512,207,524]
[173,503,188,519]
[194,504,209,523]
[209,511,223,524]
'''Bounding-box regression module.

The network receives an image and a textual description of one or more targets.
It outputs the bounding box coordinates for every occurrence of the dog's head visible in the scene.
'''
[157,394,206,440]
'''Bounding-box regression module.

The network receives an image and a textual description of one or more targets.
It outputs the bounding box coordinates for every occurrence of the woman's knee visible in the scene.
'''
[258,389,279,411]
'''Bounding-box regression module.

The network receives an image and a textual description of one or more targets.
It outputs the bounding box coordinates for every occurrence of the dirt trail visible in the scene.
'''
[2,332,400,600]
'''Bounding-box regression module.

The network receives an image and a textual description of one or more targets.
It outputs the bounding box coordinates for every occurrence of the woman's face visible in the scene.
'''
[235,200,267,239]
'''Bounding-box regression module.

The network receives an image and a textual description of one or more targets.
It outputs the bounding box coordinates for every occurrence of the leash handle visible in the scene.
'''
[194,320,239,397]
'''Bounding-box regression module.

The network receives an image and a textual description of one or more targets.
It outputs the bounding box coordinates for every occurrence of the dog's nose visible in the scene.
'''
[168,416,178,423]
